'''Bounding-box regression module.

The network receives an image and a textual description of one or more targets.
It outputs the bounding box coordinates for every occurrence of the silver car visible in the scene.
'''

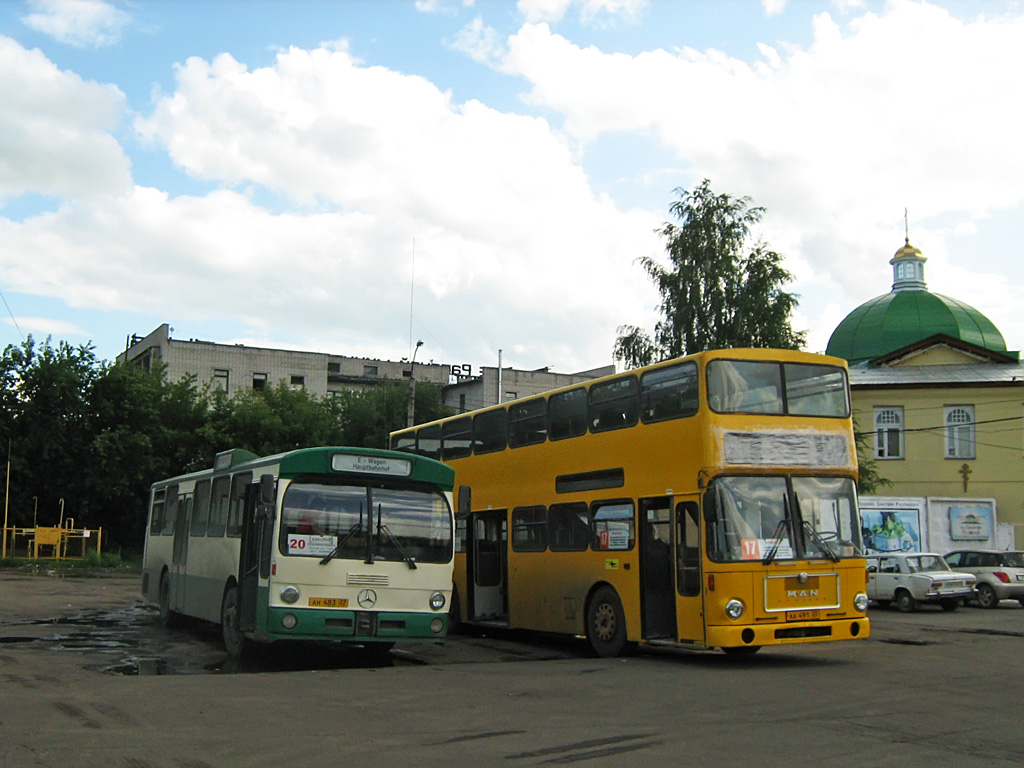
[944,549,1024,609]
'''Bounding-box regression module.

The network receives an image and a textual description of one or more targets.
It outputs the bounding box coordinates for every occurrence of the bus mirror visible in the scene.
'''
[259,474,276,505]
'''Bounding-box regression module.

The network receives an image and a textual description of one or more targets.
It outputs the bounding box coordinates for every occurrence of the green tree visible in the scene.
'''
[615,179,806,368]
[335,381,452,449]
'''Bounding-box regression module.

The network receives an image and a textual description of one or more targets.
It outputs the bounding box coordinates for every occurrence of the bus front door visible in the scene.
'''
[640,498,676,639]
[467,512,508,623]
[674,497,706,646]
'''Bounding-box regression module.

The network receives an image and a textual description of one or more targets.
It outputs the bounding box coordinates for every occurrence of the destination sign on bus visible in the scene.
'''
[332,453,412,477]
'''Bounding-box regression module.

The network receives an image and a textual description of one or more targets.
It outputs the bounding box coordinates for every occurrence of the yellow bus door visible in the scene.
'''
[640,498,676,639]
[468,511,508,623]
[674,497,706,646]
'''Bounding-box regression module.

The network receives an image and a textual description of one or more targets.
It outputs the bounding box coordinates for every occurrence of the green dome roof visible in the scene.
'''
[826,289,1008,365]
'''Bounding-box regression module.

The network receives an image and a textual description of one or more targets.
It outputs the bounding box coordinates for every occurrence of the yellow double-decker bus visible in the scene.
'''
[390,348,869,656]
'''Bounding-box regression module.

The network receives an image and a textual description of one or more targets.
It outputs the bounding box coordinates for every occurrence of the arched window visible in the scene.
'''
[945,406,975,459]
[874,407,904,459]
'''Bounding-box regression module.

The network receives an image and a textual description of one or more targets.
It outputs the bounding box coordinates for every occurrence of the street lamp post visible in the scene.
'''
[406,340,424,428]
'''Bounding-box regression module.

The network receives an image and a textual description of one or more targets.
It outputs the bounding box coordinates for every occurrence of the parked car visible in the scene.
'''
[866,552,976,612]
[943,549,1024,609]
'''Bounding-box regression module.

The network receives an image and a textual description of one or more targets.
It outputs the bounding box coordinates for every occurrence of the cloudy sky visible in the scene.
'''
[2,0,1023,376]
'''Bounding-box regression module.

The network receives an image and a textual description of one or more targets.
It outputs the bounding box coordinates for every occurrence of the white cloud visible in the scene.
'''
[487,3,1024,349]
[21,0,130,48]
[0,36,131,201]
[518,0,648,25]
[3,42,662,370]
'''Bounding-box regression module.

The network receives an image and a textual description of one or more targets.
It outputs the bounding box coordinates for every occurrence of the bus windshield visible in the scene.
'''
[280,481,453,564]
[707,360,849,417]
[706,475,862,562]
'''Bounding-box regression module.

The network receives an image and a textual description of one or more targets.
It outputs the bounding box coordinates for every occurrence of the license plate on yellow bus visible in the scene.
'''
[308,597,348,608]
[786,609,819,621]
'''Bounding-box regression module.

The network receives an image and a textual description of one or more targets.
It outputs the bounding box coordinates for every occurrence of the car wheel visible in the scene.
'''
[895,590,916,613]
[939,598,959,612]
[976,583,1000,609]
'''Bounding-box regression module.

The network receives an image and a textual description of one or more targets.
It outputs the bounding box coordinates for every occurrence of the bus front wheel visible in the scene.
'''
[586,586,635,658]
[220,584,253,661]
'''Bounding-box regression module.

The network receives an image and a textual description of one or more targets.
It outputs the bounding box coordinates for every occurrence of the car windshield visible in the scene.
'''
[279,481,452,564]
[705,475,862,562]
[999,552,1024,568]
[906,555,949,573]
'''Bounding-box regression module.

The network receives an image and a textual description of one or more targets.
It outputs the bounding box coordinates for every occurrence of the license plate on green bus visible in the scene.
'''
[786,609,819,621]
[308,597,348,608]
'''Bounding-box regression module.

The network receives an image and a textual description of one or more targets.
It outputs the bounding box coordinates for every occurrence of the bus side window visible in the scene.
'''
[190,479,211,537]
[641,362,699,423]
[149,489,166,535]
[162,485,179,536]
[227,472,252,537]
[207,476,230,537]
[676,501,701,596]
[548,502,589,551]
[511,506,547,552]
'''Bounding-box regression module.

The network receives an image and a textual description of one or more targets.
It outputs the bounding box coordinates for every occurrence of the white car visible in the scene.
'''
[866,552,976,612]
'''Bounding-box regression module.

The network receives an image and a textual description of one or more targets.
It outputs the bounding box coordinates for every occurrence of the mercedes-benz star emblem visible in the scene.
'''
[357,589,377,608]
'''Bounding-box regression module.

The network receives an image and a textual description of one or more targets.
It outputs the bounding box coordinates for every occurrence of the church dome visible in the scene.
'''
[826,239,1009,365]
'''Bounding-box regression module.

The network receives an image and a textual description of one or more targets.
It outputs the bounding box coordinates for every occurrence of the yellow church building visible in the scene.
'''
[826,239,1023,552]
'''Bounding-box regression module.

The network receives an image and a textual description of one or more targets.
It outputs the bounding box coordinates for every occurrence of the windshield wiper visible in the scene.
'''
[378,524,418,570]
[761,518,789,565]
[318,523,362,565]
[802,520,841,562]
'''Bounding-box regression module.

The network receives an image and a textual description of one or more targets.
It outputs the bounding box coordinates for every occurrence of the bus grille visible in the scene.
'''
[347,574,389,587]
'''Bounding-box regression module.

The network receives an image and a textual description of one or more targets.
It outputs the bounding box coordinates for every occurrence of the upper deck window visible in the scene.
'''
[589,376,639,432]
[441,417,472,460]
[707,360,849,418]
[549,388,588,441]
[509,398,547,447]
[473,408,508,454]
[640,362,698,423]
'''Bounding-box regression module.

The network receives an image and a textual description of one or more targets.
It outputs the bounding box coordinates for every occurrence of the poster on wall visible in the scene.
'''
[949,506,992,541]
[859,498,924,554]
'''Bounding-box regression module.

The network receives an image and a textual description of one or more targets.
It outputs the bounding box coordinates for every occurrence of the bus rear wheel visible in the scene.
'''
[220,584,253,662]
[158,571,184,629]
[586,586,635,658]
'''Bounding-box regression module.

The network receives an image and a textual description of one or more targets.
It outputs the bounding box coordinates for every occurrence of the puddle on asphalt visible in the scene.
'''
[0,603,412,676]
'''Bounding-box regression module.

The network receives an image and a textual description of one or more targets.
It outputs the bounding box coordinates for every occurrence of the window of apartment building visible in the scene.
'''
[290,375,305,390]
[505,391,518,401]
[945,405,975,459]
[252,372,268,391]
[874,407,904,459]
[363,365,378,377]
[327,362,341,374]
[213,368,229,391]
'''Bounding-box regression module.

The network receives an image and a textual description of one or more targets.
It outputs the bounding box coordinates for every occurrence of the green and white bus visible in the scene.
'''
[141,446,455,659]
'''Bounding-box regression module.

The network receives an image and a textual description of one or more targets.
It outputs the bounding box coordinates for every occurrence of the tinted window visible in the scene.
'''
[549,388,588,440]
[548,502,590,551]
[442,417,473,460]
[511,506,547,552]
[190,479,211,536]
[589,376,639,432]
[227,472,251,538]
[417,424,441,460]
[473,408,508,454]
[509,398,547,447]
[641,362,698,422]
[207,475,230,537]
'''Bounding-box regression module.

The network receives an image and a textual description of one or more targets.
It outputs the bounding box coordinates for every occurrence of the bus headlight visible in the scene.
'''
[281,613,298,629]
[280,586,300,604]
[854,592,869,612]
[429,592,446,611]
[725,599,745,619]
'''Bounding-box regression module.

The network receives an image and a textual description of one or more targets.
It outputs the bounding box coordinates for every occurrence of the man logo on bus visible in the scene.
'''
[787,589,819,598]
[358,589,377,608]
